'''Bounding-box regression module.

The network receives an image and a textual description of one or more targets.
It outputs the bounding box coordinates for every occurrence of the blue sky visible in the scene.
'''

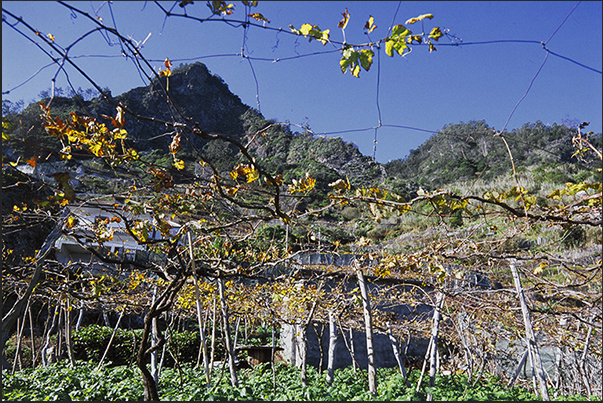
[2,1,602,163]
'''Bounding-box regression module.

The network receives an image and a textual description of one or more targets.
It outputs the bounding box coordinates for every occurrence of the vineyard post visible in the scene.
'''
[349,327,357,372]
[271,312,277,395]
[218,277,239,388]
[427,291,445,401]
[11,314,24,373]
[509,259,550,401]
[233,316,241,348]
[75,304,84,332]
[65,298,74,367]
[299,281,322,386]
[56,302,64,363]
[355,262,376,394]
[188,232,211,386]
[28,303,36,368]
[298,327,309,386]
[41,301,60,367]
[526,337,539,395]
[103,311,111,328]
[95,308,125,371]
[326,309,338,385]
[387,321,409,385]
[243,316,248,345]
[577,320,593,396]
[417,315,437,393]
[455,311,474,383]
[150,287,159,385]
[336,314,364,379]
[506,348,529,389]
[209,297,217,370]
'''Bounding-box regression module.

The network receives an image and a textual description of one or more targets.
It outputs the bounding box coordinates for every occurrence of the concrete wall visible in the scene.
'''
[280,321,431,371]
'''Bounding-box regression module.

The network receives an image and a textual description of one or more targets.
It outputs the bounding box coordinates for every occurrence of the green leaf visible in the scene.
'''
[385,25,411,57]
[359,49,374,71]
[391,24,410,37]
[290,23,330,45]
[385,40,395,57]
[340,47,373,77]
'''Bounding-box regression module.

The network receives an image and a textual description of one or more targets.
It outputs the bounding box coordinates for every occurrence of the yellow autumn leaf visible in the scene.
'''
[169,132,182,154]
[159,57,172,77]
[338,8,350,30]
[89,143,103,157]
[534,262,547,275]
[113,128,128,140]
[127,148,139,160]
[173,158,185,170]
[224,185,239,196]
[245,168,259,183]
[429,26,443,41]
[66,215,77,229]
[329,178,350,191]
[114,105,126,129]
[248,12,269,22]
[47,33,55,42]
[405,13,434,25]
[299,23,314,36]
[364,15,377,33]
[318,29,330,45]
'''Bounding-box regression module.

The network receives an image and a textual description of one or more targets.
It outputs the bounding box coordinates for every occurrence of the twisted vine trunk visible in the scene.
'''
[137,273,186,401]
[299,322,309,387]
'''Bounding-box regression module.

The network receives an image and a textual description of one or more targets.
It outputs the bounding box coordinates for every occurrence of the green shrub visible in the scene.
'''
[71,325,204,367]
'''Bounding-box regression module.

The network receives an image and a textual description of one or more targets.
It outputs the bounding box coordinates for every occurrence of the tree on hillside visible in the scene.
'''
[2,2,601,401]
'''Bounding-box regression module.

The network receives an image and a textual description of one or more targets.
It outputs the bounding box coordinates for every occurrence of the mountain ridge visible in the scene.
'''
[3,62,601,200]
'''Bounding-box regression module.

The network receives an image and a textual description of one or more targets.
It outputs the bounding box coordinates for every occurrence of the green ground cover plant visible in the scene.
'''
[1,360,594,401]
